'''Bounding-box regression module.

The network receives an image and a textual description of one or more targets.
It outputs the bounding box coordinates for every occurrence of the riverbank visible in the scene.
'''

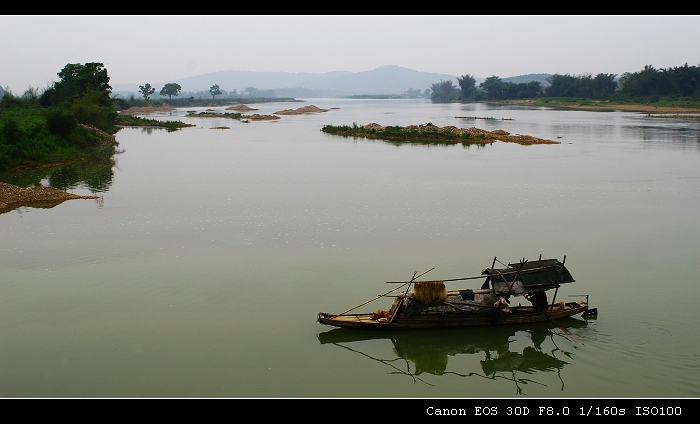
[495,99,700,114]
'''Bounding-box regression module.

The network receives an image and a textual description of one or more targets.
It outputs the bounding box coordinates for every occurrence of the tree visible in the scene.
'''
[480,76,506,100]
[139,83,156,102]
[544,74,580,97]
[593,73,618,97]
[405,88,421,98]
[37,62,116,132]
[457,74,477,101]
[40,62,112,107]
[160,83,182,100]
[430,80,459,103]
[210,84,222,100]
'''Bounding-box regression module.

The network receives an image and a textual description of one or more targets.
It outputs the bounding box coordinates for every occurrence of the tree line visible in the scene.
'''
[430,63,700,103]
[128,83,281,104]
[0,62,293,170]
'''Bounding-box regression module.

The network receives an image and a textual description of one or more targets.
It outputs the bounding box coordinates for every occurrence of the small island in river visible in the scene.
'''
[321,123,559,145]
[0,182,98,215]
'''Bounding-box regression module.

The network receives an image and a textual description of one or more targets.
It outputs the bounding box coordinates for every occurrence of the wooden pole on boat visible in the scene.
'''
[336,268,434,317]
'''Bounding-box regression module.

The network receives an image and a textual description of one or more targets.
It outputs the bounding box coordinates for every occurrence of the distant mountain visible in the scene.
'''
[0,85,5,97]
[111,66,458,98]
[111,68,556,99]
[502,73,552,87]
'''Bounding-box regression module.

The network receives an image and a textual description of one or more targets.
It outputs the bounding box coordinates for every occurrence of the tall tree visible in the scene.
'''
[430,80,458,103]
[160,83,182,100]
[457,74,477,101]
[40,62,112,107]
[139,83,156,102]
[210,84,222,100]
[593,73,618,97]
[480,76,506,100]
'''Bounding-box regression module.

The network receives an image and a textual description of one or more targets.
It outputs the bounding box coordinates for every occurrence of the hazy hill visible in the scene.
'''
[111,67,554,98]
[112,66,458,98]
[502,73,552,87]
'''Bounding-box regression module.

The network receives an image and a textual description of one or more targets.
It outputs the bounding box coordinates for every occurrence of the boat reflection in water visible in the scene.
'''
[318,317,593,394]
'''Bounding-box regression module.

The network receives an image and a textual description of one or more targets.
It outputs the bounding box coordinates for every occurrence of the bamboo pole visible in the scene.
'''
[336,268,434,317]
[389,271,419,323]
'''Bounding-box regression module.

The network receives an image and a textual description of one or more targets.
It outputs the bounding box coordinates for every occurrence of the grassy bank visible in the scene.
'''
[0,106,116,172]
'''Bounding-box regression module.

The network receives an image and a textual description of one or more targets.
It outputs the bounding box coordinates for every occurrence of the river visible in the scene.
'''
[1,99,699,398]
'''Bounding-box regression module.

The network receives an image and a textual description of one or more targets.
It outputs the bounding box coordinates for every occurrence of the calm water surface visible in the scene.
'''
[1,99,699,397]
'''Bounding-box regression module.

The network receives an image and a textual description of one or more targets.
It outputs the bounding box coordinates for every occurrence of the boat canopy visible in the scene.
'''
[483,259,575,296]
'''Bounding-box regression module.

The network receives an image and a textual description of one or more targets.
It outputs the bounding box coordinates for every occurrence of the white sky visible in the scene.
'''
[2,15,699,92]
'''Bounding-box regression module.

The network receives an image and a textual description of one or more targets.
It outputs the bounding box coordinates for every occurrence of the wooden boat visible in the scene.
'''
[318,256,595,330]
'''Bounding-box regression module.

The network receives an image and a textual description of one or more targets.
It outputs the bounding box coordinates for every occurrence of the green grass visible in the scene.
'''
[0,107,108,172]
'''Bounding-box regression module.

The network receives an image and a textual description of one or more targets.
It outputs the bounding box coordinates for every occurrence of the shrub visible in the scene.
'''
[45,108,78,136]
[70,102,114,129]
[1,119,23,144]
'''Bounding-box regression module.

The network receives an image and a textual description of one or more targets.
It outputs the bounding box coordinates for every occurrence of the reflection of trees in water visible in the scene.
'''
[0,144,122,195]
[318,318,590,394]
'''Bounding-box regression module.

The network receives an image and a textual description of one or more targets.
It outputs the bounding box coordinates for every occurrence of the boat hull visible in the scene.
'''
[318,301,588,330]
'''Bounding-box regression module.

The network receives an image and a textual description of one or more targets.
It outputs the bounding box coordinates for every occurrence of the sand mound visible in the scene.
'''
[226,104,258,111]
[274,105,329,115]
[119,104,176,115]
[243,114,280,121]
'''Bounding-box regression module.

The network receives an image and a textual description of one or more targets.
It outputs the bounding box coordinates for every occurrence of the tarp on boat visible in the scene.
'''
[483,259,574,296]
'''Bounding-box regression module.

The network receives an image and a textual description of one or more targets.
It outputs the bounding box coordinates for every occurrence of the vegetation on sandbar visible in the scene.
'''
[321,123,558,145]
[115,114,195,131]
[186,111,243,119]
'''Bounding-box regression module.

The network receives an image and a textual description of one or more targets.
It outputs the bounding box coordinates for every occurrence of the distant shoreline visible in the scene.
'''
[492,99,700,114]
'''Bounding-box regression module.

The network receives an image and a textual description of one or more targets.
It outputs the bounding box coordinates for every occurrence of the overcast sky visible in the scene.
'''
[2,15,699,92]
